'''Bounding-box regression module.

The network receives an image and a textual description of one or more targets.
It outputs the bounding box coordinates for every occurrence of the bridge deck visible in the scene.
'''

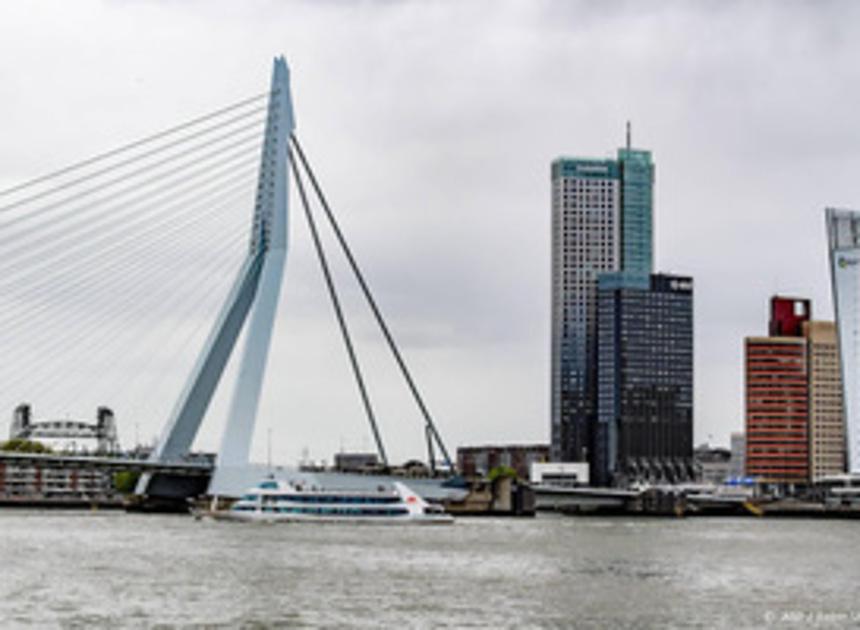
[0,451,212,476]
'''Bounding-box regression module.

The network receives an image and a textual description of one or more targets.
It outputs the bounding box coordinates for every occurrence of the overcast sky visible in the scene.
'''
[1,0,858,465]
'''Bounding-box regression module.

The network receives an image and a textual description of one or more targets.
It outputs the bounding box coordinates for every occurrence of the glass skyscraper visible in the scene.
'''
[550,144,655,470]
[825,208,860,474]
[618,149,653,275]
[596,273,694,486]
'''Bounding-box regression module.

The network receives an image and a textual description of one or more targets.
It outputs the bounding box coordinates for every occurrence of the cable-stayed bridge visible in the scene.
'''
[0,57,455,503]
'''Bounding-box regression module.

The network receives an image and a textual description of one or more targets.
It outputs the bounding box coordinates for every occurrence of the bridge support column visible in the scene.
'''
[138,56,294,500]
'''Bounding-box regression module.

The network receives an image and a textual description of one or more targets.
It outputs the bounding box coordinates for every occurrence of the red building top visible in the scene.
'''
[769,296,811,337]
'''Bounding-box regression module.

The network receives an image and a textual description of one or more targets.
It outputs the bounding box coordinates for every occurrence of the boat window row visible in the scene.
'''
[262,494,401,504]
[239,494,401,505]
[252,506,410,516]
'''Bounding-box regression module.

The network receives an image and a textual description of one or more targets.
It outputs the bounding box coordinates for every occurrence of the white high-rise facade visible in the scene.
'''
[550,159,621,462]
[826,208,860,474]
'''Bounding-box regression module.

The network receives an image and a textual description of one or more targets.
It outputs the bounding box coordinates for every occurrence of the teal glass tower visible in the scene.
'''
[618,148,654,274]
[550,130,655,472]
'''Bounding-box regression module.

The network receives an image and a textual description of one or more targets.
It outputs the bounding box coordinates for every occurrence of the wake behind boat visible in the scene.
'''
[201,478,454,525]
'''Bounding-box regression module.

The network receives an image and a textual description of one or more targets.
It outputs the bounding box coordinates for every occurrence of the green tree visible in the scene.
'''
[113,471,140,494]
[0,438,52,453]
[487,465,518,482]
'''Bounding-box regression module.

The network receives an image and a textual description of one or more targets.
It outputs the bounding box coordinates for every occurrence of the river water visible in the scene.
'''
[0,511,858,628]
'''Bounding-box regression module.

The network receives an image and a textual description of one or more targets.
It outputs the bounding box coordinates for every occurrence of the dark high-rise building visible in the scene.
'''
[595,273,694,485]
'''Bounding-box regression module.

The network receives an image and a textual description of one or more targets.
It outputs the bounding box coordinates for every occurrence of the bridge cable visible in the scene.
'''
[0,190,250,364]
[0,95,266,435]
[290,134,454,473]
[121,247,255,438]
[0,112,264,213]
[0,138,260,245]
[0,142,260,256]
[8,227,247,416]
[0,91,269,199]
[0,167,254,315]
[0,187,251,393]
[1,230,244,407]
[0,126,263,218]
[288,147,389,468]
[0,161,258,291]
[0,156,257,274]
[81,230,249,415]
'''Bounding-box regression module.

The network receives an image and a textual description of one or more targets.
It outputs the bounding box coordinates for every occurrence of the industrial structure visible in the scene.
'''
[9,403,119,453]
[3,404,120,504]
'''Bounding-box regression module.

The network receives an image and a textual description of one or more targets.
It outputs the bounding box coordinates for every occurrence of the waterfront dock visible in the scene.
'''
[0,495,123,510]
[534,484,860,518]
[443,475,536,517]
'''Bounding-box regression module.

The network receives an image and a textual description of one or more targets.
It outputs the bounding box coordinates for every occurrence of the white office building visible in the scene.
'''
[825,208,860,474]
[550,158,621,464]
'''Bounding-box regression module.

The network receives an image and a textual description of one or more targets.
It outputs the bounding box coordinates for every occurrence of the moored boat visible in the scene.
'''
[201,478,454,524]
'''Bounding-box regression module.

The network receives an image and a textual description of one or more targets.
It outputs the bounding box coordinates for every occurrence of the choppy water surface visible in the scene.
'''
[0,511,858,628]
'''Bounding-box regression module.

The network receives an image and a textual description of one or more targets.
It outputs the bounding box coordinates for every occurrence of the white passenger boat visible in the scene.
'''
[205,478,454,524]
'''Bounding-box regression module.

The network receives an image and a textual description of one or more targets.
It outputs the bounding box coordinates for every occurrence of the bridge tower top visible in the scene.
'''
[250,56,294,255]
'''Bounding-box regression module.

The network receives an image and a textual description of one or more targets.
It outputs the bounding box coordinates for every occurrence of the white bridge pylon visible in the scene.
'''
[138,57,294,496]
